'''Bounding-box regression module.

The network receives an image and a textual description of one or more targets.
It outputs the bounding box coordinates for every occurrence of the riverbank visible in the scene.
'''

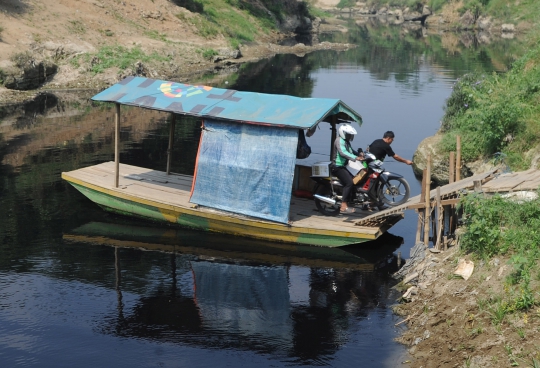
[393,243,531,367]
[0,0,356,105]
[393,186,540,367]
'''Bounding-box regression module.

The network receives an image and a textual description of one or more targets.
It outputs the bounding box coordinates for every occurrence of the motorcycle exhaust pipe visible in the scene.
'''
[313,194,336,205]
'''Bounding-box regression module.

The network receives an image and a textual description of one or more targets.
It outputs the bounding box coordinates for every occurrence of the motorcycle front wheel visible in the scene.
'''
[378,177,410,206]
[314,184,341,216]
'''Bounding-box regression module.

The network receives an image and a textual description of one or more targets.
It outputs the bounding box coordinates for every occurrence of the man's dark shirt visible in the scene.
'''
[368,139,395,161]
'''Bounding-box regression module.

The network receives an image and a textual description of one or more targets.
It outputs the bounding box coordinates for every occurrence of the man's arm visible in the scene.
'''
[392,154,413,165]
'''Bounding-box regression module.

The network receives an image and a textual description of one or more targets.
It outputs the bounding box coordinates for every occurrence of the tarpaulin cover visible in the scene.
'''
[91,76,362,129]
[190,119,297,223]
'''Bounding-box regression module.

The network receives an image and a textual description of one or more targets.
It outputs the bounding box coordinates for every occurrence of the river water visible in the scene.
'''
[0,22,520,367]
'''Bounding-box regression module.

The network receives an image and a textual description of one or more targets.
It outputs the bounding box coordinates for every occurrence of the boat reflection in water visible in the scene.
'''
[64,221,405,362]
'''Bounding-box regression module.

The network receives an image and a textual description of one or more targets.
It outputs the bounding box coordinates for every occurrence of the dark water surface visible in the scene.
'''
[0,23,520,367]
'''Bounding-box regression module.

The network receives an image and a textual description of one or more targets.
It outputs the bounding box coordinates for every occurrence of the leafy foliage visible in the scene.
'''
[175,0,277,46]
[460,192,540,314]
[200,48,218,60]
[439,46,540,166]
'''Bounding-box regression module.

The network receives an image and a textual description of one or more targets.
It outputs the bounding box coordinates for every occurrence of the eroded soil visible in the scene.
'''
[0,0,350,103]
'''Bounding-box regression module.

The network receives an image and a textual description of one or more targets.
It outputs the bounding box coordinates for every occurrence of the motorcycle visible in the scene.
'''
[310,150,411,216]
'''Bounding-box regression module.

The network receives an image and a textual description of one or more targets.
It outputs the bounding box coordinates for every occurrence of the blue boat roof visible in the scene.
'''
[91,76,362,129]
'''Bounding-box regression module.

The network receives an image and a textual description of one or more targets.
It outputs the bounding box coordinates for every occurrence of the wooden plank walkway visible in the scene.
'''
[354,168,540,226]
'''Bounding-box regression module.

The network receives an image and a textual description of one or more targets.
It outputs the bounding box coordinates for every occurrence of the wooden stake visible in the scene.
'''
[166,114,176,175]
[449,205,455,236]
[431,205,436,244]
[330,115,337,159]
[436,187,443,250]
[456,136,461,182]
[423,155,431,246]
[416,168,427,244]
[114,103,120,188]
[449,151,455,184]
[443,235,448,251]
[474,180,482,193]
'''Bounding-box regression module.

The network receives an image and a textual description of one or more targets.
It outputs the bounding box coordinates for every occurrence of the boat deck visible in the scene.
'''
[63,162,401,239]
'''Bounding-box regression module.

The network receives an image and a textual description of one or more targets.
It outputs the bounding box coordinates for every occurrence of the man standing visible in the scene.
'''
[368,131,413,165]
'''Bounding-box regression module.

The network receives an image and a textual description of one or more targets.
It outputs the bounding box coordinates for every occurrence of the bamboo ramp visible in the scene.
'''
[355,169,502,226]
[355,168,540,249]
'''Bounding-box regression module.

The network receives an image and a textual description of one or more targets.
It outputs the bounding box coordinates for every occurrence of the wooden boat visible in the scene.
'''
[62,76,403,247]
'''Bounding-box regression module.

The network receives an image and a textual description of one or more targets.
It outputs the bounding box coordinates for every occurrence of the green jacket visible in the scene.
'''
[333,137,357,167]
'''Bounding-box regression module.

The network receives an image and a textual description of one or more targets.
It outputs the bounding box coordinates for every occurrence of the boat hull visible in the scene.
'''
[66,178,378,247]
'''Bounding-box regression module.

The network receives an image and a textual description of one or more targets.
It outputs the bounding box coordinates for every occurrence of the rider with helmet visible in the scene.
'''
[333,124,363,213]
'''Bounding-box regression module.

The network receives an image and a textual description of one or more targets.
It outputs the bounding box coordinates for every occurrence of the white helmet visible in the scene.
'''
[338,124,357,141]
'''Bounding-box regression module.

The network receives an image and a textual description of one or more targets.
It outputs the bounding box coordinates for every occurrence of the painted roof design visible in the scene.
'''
[91,76,362,129]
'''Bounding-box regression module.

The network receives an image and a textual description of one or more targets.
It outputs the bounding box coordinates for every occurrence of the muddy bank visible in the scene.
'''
[392,239,539,368]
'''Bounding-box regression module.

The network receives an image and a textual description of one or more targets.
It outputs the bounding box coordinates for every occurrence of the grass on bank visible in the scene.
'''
[174,0,292,48]
[71,45,172,74]
[458,191,540,326]
[438,43,540,170]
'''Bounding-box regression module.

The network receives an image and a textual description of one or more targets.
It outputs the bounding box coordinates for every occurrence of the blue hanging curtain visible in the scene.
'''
[190,119,298,224]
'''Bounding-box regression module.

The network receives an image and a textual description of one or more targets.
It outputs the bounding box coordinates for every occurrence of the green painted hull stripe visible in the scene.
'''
[69,182,371,247]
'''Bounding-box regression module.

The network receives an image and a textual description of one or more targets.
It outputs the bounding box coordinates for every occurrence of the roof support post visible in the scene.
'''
[166,114,176,175]
[114,103,120,188]
[330,116,337,160]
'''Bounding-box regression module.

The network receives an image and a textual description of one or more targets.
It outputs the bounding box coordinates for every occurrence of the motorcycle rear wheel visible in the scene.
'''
[314,184,341,216]
[378,177,410,206]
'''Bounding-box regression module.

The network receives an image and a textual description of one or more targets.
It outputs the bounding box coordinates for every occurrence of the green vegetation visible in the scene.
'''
[459,192,540,325]
[67,20,86,35]
[72,45,171,74]
[143,30,168,42]
[200,48,218,60]
[439,46,540,169]
[436,0,540,169]
[174,0,298,47]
